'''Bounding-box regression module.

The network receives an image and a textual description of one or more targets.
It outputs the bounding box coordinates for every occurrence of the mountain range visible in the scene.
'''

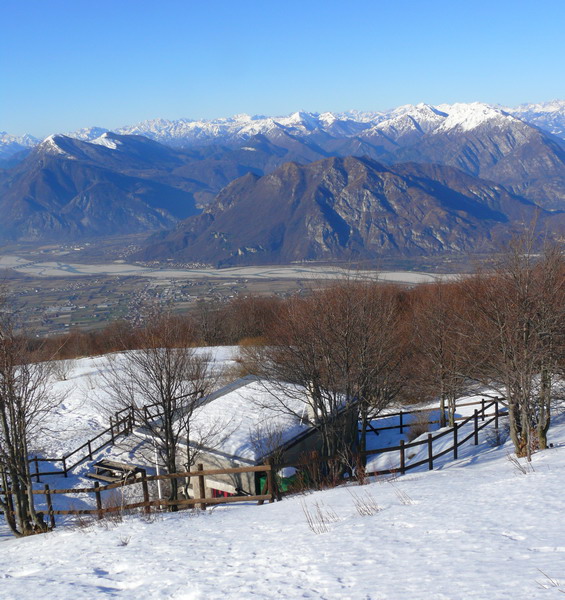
[3,101,565,160]
[1,101,565,263]
[137,156,543,266]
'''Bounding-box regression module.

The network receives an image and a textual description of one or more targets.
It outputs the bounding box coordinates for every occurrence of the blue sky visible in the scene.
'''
[2,0,564,137]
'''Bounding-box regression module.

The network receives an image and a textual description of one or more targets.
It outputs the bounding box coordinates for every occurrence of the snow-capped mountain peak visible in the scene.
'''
[511,99,565,114]
[3,100,565,163]
[434,102,514,133]
[0,132,41,160]
[274,111,320,130]
[0,132,40,145]
[506,100,565,138]
[38,134,73,157]
[375,103,448,137]
[318,112,338,125]
[65,126,109,142]
[231,114,254,123]
[91,132,122,150]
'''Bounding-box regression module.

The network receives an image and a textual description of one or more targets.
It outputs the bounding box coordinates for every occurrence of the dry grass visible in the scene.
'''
[301,500,339,534]
[536,568,565,593]
[389,482,415,505]
[348,489,381,516]
[507,452,535,475]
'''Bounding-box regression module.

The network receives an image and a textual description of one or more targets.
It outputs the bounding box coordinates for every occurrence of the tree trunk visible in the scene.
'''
[537,367,552,450]
[447,395,456,428]
[508,400,527,457]
[439,393,446,428]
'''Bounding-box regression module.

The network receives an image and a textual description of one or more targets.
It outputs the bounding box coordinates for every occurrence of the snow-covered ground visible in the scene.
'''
[35,346,240,461]
[2,350,565,599]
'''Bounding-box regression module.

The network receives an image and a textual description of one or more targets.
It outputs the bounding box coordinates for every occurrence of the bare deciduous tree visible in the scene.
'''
[346,283,408,455]
[411,281,476,427]
[104,312,218,505]
[463,237,565,458]
[246,281,406,463]
[0,318,62,536]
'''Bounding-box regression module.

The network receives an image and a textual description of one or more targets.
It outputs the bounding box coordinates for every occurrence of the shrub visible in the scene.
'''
[406,410,431,442]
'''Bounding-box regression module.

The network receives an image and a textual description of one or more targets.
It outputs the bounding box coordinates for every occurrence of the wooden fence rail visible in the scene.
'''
[362,400,504,477]
[2,463,277,525]
[272,400,504,479]
[28,410,135,480]
[28,400,175,479]
[360,397,504,435]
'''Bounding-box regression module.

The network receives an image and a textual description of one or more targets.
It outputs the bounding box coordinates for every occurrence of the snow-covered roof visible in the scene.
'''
[191,376,312,464]
[37,349,319,466]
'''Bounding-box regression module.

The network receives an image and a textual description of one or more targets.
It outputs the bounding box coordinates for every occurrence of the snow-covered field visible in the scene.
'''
[2,349,565,599]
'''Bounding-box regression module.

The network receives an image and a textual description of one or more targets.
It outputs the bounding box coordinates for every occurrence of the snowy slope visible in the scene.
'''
[2,394,565,599]
[35,347,241,461]
[2,349,565,599]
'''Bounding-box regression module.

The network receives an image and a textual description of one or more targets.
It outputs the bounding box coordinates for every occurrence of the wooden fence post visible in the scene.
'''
[94,482,103,520]
[427,434,433,470]
[62,456,68,478]
[400,440,406,475]
[266,458,278,502]
[399,410,404,434]
[474,409,479,445]
[110,417,115,444]
[197,464,206,511]
[495,399,499,430]
[34,456,40,483]
[139,469,150,515]
[44,484,55,529]
[453,422,458,460]
[88,440,93,461]
[481,399,485,421]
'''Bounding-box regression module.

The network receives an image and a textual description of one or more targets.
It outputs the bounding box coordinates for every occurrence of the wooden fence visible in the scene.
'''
[30,406,135,479]
[361,398,505,476]
[29,398,183,480]
[361,397,502,437]
[4,398,506,530]
[30,396,500,480]
[7,462,278,529]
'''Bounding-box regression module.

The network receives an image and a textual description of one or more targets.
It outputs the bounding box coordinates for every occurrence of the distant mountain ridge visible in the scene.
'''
[2,101,565,252]
[4,102,565,211]
[3,100,565,160]
[0,133,201,241]
[79,101,565,148]
[136,156,545,266]
[112,101,565,210]
[508,100,565,139]
[0,132,40,164]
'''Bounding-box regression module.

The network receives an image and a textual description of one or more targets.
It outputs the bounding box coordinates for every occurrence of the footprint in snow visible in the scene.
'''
[500,531,526,541]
